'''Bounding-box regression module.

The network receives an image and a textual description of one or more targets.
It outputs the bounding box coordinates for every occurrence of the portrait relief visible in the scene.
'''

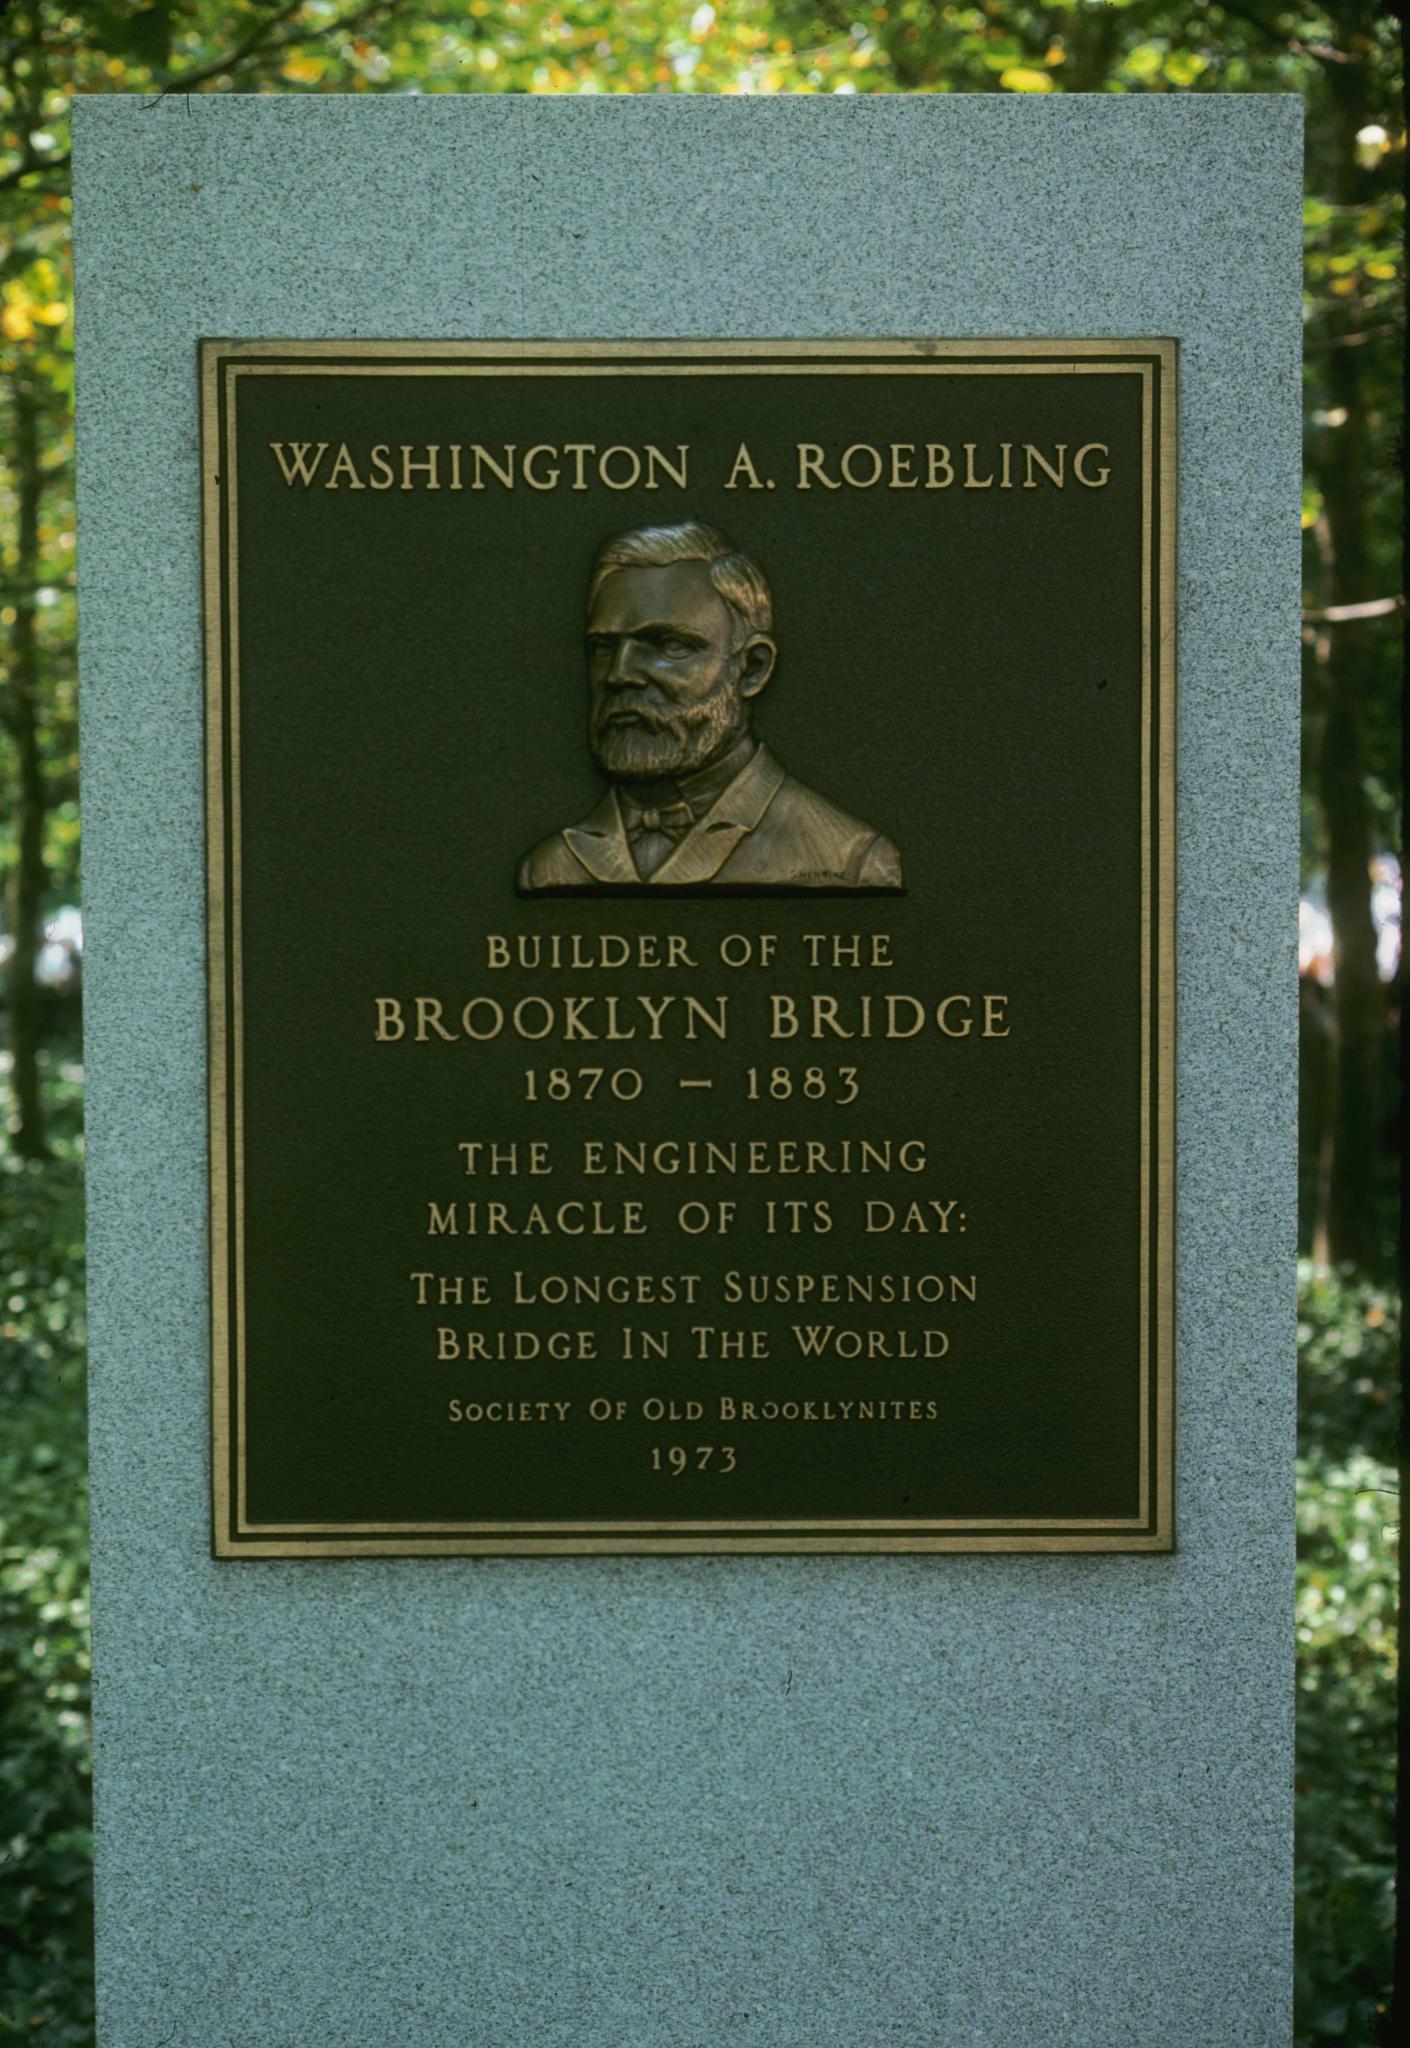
[516,520,904,893]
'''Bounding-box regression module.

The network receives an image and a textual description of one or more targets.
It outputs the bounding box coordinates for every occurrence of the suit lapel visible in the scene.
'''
[652,746,787,886]
[562,791,639,885]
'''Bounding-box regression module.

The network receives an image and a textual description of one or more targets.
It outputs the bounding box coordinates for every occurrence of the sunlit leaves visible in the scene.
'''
[1161,45,1203,84]
[280,52,329,82]
[1122,39,1163,76]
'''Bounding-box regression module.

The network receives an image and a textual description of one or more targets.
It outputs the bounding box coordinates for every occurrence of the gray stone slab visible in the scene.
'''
[74,93,1301,2047]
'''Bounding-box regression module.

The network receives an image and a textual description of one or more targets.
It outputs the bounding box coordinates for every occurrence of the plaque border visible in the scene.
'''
[202,338,1176,1557]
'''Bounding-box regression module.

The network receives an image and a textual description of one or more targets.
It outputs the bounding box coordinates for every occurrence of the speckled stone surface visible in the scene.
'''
[73,95,1301,2047]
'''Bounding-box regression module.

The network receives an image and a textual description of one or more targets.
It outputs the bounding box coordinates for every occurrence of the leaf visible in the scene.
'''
[1124,42,1165,78]
[998,65,1054,93]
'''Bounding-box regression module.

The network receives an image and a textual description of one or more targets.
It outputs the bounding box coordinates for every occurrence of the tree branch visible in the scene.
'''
[1213,0,1361,66]
[1302,595,1404,624]
[146,0,308,96]
[0,578,77,597]
[149,0,402,100]
[1304,323,1402,352]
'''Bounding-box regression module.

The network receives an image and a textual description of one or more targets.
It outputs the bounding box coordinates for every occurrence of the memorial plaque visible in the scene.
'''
[203,338,1174,1555]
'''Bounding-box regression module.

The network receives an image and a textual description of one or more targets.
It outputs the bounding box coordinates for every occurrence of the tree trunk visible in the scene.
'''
[1064,3,1122,92]
[1313,37,1386,1271]
[3,377,50,1160]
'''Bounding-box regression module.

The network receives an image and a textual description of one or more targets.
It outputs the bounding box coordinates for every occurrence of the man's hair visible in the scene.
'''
[588,520,773,642]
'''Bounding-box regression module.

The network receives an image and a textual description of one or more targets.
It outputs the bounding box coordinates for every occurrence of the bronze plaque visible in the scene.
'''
[203,339,1175,1555]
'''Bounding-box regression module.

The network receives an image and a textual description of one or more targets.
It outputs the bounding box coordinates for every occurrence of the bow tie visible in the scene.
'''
[624,799,694,839]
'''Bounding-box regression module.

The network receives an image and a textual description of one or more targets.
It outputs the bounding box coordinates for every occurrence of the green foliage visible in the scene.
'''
[1299,1261,1400,1469]
[1295,1262,1399,2047]
[0,1059,91,2046]
[0,2,1402,2039]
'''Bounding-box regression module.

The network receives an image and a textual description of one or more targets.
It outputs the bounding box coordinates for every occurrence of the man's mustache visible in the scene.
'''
[593,696,684,732]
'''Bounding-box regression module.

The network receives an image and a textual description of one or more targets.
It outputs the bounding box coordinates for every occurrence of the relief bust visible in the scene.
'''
[517,520,903,892]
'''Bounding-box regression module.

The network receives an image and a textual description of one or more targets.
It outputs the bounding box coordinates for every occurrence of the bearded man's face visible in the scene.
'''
[585,561,758,781]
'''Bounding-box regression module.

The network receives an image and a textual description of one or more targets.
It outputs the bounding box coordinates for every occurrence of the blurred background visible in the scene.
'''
[1,5,1401,2043]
